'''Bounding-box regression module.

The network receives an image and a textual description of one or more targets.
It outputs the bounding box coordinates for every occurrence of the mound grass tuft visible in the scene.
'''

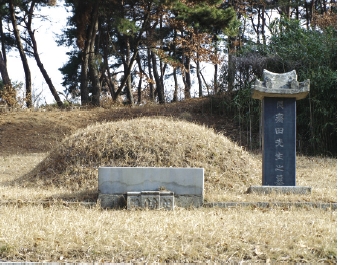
[18,117,260,198]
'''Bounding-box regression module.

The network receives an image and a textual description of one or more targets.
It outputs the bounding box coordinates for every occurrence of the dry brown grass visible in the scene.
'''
[0,205,336,263]
[0,103,336,262]
[0,153,75,202]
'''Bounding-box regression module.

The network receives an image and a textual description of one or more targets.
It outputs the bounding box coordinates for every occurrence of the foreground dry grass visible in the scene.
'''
[0,205,336,263]
[0,141,336,263]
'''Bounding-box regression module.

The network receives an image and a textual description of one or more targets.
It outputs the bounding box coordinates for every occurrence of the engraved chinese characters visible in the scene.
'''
[127,191,174,210]
[275,100,285,185]
[275,100,284,186]
[262,97,296,186]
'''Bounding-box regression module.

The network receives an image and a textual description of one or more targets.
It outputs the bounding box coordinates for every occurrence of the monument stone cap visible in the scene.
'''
[252,69,310,100]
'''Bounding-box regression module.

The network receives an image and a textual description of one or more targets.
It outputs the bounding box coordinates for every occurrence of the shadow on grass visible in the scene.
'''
[45,189,99,202]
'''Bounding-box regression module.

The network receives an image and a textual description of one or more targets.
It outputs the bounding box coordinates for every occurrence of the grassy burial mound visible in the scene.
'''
[18,117,260,198]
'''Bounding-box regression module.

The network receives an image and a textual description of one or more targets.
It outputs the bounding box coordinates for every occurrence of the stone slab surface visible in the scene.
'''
[247,186,311,195]
[98,167,204,195]
[262,97,296,186]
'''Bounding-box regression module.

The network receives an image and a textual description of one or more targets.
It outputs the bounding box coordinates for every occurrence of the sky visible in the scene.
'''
[6,2,70,106]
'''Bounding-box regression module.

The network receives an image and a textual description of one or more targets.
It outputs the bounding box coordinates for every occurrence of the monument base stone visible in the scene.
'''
[247,186,312,195]
[98,194,126,209]
[98,193,202,209]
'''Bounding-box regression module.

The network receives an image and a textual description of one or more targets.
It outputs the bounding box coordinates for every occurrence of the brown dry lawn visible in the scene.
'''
[0,99,336,263]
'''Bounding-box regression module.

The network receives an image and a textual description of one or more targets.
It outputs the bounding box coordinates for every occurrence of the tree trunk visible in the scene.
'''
[183,56,191,99]
[80,47,90,104]
[196,55,202,97]
[172,29,178,102]
[26,0,63,107]
[0,19,7,66]
[125,71,133,105]
[261,5,267,46]
[159,16,165,97]
[80,48,90,105]
[89,56,101,106]
[256,6,261,44]
[80,2,99,105]
[102,32,116,99]
[9,0,29,107]
[305,0,315,29]
[172,67,178,102]
[200,71,210,96]
[147,48,154,101]
[112,49,138,102]
[213,36,219,93]
[214,63,218,93]
[88,13,100,106]
[0,10,13,106]
[227,36,236,93]
[103,52,115,99]
[0,51,10,85]
[0,51,15,106]
[151,51,164,104]
[136,52,144,104]
[124,37,134,105]
[228,53,235,93]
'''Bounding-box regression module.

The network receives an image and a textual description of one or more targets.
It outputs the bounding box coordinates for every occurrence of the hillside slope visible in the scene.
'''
[0,98,240,155]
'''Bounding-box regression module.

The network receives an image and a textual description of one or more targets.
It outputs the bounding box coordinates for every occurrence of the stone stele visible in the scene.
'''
[249,69,311,195]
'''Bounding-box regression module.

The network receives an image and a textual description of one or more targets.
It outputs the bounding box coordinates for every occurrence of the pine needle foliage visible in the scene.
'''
[170,0,239,34]
[19,117,259,195]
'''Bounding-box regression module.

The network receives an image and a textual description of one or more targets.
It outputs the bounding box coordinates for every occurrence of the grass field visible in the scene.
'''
[0,205,336,263]
[0,101,336,262]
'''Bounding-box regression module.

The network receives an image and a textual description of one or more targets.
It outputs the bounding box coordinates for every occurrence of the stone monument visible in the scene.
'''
[248,69,311,194]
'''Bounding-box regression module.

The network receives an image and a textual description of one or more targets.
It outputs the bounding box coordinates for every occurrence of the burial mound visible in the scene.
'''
[19,117,259,195]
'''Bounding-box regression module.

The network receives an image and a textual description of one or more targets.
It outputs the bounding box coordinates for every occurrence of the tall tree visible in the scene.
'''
[71,0,100,105]
[8,0,30,107]
[87,3,101,106]
[0,11,10,93]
